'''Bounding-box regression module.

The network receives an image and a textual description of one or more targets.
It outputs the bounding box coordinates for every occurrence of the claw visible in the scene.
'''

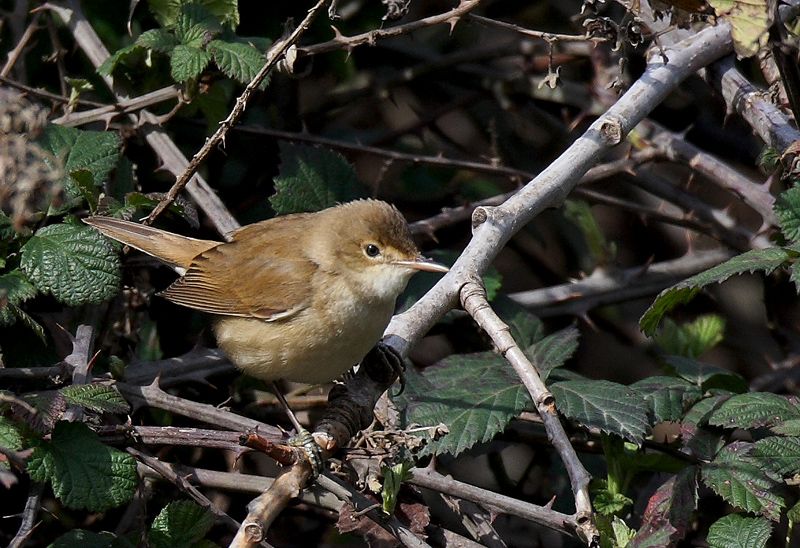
[376,342,406,396]
[289,428,323,480]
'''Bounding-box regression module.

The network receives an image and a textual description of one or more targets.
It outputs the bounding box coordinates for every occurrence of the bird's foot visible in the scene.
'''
[289,428,323,480]
[365,341,406,396]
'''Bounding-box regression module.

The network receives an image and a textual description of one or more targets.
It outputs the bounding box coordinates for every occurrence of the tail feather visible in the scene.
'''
[83,217,220,272]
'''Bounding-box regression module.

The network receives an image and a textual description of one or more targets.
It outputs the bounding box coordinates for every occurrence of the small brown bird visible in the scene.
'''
[85,199,448,385]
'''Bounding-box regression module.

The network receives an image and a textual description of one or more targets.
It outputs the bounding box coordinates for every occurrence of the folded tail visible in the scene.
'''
[83,217,220,273]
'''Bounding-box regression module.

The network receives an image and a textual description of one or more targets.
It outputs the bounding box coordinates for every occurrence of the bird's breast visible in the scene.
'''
[212,280,396,384]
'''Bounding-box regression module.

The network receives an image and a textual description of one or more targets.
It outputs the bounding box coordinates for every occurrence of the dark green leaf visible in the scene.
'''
[97,43,142,77]
[631,376,703,423]
[526,325,579,381]
[752,436,800,476]
[38,125,121,200]
[207,40,266,85]
[640,248,793,335]
[21,223,120,306]
[662,355,747,393]
[50,529,129,548]
[708,393,800,429]
[770,418,800,435]
[136,28,178,52]
[396,354,531,457]
[149,500,214,548]
[707,514,771,548]
[701,442,784,521]
[493,296,545,348]
[270,143,365,214]
[775,185,800,242]
[550,380,650,444]
[0,269,37,326]
[0,416,24,469]
[60,384,130,414]
[70,170,99,213]
[27,421,137,511]
[149,0,238,28]
[170,45,211,82]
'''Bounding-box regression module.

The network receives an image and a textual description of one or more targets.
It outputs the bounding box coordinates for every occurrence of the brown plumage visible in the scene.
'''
[84,200,447,383]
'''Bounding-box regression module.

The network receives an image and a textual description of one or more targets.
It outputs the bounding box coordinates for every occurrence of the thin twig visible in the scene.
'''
[1,12,42,78]
[467,14,595,43]
[144,0,331,225]
[8,482,44,548]
[52,85,181,127]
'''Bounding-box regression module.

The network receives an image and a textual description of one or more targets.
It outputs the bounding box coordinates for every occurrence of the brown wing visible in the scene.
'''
[159,215,316,320]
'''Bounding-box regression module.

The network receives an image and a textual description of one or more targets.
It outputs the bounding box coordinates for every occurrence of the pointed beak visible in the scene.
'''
[394,256,450,273]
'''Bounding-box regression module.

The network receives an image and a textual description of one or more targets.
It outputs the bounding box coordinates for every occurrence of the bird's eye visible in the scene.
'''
[364,244,381,257]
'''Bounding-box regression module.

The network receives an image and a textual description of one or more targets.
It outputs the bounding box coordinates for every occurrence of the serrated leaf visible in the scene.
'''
[170,45,211,82]
[630,467,697,548]
[707,0,770,58]
[207,40,266,85]
[0,416,24,469]
[752,436,800,476]
[631,376,703,423]
[526,325,579,381]
[593,487,633,516]
[21,223,120,306]
[770,418,800,435]
[38,125,121,200]
[149,500,214,548]
[71,170,99,212]
[640,248,793,335]
[149,0,238,29]
[708,393,800,429]
[701,442,785,521]
[270,143,365,214]
[136,28,178,53]
[60,384,130,414]
[50,529,128,548]
[493,296,545,348]
[97,43,142,77]
[396,354,531,457]
[654,315,725,358]
[0,269,37,326]
[775,186,800,242]
[27,421,137,511]
[707,514,771,548]
[662,355,747,393]
[550,380,650,444]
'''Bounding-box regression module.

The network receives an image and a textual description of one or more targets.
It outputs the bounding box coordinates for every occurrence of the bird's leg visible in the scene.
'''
[271,381,323,479]
[363,341,406,396]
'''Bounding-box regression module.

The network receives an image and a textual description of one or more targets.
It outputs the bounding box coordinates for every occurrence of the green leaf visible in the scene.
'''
[593,483,633,516]
[381,461,412,514]
[170,45,211,82]
[630,376,703,423]
[770,418,800,436]
[563,199,615,267]
[97,43,142,77]
[662,355,747,393]
[640,248,793,335]
[708,393,800,430]
[701,442,785,521]
[50,529,129,548]
[207,40,266,85]
[0,269,37,326]
[653,315,725,358]
[60,384,130,414]
[775,186,800,242]
[526,325,579,381]
[27,421,137,511]
[38,125,122,200]
[0,416,24,469]
[752,436,800,476]
[493,296,545,348]
[149,0,238,29]
[136,28,178,53]
[20,223,121,306]
[550,380,650,444]
[149,500,214,548]
[396,353,531,457]
[707,514,771,548]
[270,143,365,214]
[71,170,99,213]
